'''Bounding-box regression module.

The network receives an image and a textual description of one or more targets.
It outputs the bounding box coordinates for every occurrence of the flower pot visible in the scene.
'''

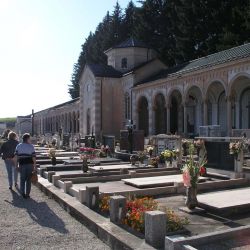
[51,157,57,166]
[185,186,198,210]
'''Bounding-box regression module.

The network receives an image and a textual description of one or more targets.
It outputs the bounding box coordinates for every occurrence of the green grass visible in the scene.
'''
[0,117,16,123]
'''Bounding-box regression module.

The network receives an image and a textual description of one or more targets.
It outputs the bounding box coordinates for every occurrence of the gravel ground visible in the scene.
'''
[0,160,110,250]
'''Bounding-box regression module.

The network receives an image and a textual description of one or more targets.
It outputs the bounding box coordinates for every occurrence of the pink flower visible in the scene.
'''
[182,170,191,187]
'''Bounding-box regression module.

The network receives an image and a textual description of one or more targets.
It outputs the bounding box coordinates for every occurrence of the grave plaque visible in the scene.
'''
[62,134,70,147]
[151,135,182,154]
[197,137,236,171]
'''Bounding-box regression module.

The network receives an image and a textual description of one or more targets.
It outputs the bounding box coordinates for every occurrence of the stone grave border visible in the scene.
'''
[165,224,250,250]
[36,176,155,250]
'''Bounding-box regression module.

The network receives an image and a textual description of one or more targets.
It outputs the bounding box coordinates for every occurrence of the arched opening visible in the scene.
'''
[229,75,250,129]
[72,112,76,133]
[185,86,203,135]
[138,96,149,136]
[68,113,72,133]
[77,111,80,133]
[169,90,183,134]
[154,93,167,134]
[240,88,250,129]
[64,114,67,133]
[206,81,227,135]
[87,108,91,135]
[121,58,127,69]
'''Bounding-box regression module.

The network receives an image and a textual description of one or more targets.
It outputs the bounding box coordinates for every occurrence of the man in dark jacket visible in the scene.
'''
[0,131,19,190]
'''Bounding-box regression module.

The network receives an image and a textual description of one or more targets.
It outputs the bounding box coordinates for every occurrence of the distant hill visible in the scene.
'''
[0,117,16,123]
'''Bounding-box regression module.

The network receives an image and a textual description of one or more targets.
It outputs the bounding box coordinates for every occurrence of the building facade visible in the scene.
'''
[33,98,80,136]
[32,38,250,139]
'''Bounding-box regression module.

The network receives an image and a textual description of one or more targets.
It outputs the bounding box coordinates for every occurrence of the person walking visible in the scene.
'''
[14,133,36,199]
[0,131,19,190]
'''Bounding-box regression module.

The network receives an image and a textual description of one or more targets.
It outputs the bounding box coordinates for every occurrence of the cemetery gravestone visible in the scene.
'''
[103,135,115,152]
[63,134,70,147]
[120,130,144,152]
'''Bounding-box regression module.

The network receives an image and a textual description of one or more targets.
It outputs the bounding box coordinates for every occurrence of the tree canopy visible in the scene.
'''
[68,0,250,98]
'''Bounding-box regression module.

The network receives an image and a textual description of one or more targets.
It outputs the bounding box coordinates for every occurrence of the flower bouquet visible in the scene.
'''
[149,156,159,168]
[182,142,207,209]
[138,151,148,164]
[229,141,243,159]
[146,146,154,157]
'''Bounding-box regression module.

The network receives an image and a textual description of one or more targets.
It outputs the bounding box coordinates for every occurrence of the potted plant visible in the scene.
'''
[48,148,56,166]
[182,143,207,209]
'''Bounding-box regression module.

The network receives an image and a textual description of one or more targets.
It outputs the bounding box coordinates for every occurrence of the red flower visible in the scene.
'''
[199,166,206,176]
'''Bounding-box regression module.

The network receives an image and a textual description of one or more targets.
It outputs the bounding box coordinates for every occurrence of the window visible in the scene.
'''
[121,58,127,69]
[125,92,131,120]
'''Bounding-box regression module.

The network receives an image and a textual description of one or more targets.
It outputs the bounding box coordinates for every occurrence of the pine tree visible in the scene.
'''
[69,0,250,98]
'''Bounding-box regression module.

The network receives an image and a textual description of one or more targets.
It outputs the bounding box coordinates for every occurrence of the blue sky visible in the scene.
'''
[0,0,136,118]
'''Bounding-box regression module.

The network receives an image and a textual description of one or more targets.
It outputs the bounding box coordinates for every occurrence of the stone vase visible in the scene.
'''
[51,157,57,166]
[130,156,137,166]
[183,144,188,156]
[82,159,89,173]
[185,186,198,210]
[234,152,243,175]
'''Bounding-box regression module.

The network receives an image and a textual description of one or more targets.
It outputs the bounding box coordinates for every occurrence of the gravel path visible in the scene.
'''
[0,160,110,250]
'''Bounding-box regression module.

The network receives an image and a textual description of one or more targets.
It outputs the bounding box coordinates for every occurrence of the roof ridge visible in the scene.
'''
[188,42,250,64]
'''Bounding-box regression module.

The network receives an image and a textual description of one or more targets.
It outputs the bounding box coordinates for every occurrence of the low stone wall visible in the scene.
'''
[165,224,250,250]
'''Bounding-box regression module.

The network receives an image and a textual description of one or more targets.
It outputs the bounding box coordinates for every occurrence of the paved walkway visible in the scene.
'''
[0,160,110,250]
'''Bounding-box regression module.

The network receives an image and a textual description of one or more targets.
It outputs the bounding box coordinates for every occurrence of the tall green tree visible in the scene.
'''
[69,0,250,98]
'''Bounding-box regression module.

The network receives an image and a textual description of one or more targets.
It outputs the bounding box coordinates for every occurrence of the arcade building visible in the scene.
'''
[32,38,250,139]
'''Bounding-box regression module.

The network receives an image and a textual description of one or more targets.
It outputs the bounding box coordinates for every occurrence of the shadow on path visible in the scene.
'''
[5,190,69,234]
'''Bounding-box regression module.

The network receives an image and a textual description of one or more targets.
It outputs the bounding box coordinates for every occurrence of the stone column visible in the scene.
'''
[109,195,126,224]
[166,104,170,134]
[148,102,154,135]
[183,103,187,135]
[94,80,101,141]
[227,96,232,136]
[203,99,208,126]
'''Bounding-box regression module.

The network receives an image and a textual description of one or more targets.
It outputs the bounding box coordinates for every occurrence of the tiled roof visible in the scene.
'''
[137,42,250,85]
[123,59,156,75]
[88,64,122,78]
[34,98,80,114]
[113,38,150,49]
